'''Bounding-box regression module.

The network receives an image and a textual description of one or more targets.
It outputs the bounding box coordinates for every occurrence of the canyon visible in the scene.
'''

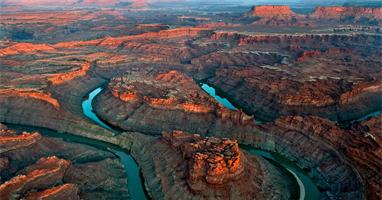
[130,130,299,199]
[0,2,381,200]
[0,124,129,200]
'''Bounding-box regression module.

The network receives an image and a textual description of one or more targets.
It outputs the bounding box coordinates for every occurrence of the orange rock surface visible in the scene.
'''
[108,70,214,113]
[309,6,382,20]
[132,130,297,199]
[275,114,382,200]
[0,130,42,153]
[180,134,243,185]
[247,5,306,20]
[0,156,71,200]
[0,43,57,57]
[245,5,311,26]
[22,183,81,200]
[0,126,129,199]
[0,89,60,109]
[128,0,148,8]
[49,63,90,85]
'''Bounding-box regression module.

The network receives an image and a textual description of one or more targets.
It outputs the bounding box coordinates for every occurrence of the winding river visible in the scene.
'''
[8,83,379,200]
[7,87,149,200]
[4,85,329,200]
[85,86,317,200]
[82,88,149,200]
[200,83,319,200]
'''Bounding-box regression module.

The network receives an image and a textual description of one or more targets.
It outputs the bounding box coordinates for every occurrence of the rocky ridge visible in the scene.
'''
[130,131,298,199]
[0,8,380,200]
[309,6,382,25]
[0,124,130,199]
[245,5,314,27]
[127,0,148,8]
[94,69,254,134]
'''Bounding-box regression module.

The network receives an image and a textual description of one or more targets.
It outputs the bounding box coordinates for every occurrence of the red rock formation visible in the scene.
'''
[108,70,214,113]
[181,135,243,185]
[48,62,90,85]
[275,114,382,200]
[0,126,129,199]
[298,48,355,61]
[0,156,71,200]
[22,183,81,200]
[164,131,244,186]
[128,0,148,8]
[0,43,57,57]
[244,5,313,26]
[0,89,60,109]
[0,130,42,153]
[247,5,304,18]
[130,131,297,199]
[94,69,254,134]
[211,32,381,46]
[141,27,213,38]
[309,6,382,24]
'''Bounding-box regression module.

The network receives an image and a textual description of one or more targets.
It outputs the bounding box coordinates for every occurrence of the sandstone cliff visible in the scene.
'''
[309,6,382,24]
[93,69,255,135]
[0,125,130,199]
[130,131,298,199]
[127,0,148,8]
[245,5,314,26]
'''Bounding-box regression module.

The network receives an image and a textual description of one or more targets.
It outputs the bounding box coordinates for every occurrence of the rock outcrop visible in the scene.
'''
[0,7,380,200]
[93,69,254,134]
[297,47,355,61]
[0,156,73,200]
[0,125,130,199]
[272,114,382,200]
[245,5,314,26]
[309,6,382,25]
[127,0,148,8]
[202,36,381,122]
[22,183,81,200]
[131,131,298,199]
[211,32,381,46]
[246,5,305,20]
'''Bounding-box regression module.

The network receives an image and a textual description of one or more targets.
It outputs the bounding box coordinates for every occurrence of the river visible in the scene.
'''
[8,83,378,200]
[6,86,149,200]
[200,83,320,200]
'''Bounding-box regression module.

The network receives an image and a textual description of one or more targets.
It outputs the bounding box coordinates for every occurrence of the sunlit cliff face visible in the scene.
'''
[0,1,381,200]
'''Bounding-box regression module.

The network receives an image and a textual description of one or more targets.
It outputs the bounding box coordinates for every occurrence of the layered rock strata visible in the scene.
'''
[0,124,130,199]
[270,115,382,200]
[131,131,298,199]
[93,68,376,199]
[22,183,81,200]
[93,69,254,134]
[203,46,381,122]
[245,5,314,26]
[309,6,382,25]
